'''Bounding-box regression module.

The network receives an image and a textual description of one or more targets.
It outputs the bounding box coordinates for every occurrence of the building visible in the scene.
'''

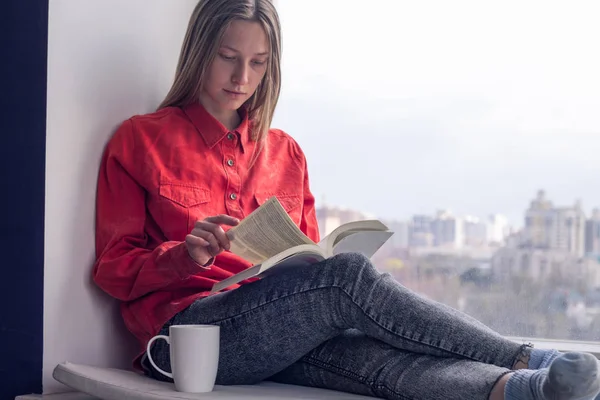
[488,214,509,245]
[523,190,585,257]
[316,204,368,239]
[386,220,410,249]
[431,210,464,248]
[409,211,507,250]
[585,209,600,257]
[523,190,555,249]
[464,215,488,247]
[410,215,434,247]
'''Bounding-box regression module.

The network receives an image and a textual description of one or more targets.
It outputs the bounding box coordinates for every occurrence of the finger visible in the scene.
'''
[204,215,240,227]
[185,235,213,265]
[185,234,210,247]
[190,229,221,255]
[194,221,231,250]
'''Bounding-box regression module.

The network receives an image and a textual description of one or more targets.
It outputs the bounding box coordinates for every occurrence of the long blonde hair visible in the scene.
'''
[158,0,282,147]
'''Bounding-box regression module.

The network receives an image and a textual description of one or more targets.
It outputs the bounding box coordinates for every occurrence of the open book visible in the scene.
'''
[210,196,394,293]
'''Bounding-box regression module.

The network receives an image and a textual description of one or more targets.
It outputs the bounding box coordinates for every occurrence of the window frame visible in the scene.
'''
[508,336,600,359]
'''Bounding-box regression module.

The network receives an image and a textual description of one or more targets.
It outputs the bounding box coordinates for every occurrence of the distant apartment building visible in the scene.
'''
[488,214,510,245]
[315,204,368,239]
[408,211,508,250]
[524,190,554,249]
[452,214,509,248]
[492,190,599,287]
[386,220,410,249]
[523,190,585,257]
[585,209,600,257]
[463,215,488,247]
[410,215,434,247]
[431,210,464,248]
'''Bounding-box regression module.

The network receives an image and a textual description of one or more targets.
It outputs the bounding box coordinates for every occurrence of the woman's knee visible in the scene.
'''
[326,252,375,277]
[332,252,372,266]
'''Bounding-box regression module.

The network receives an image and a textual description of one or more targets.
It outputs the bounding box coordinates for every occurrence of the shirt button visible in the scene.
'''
[230,193,237,200]
[227,159,235,167]
[227,133,235,140]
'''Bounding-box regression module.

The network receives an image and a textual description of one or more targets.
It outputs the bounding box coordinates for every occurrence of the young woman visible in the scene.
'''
[92,1,600,399]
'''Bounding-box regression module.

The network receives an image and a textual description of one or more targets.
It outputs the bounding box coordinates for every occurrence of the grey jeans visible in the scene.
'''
[143,252,523,399]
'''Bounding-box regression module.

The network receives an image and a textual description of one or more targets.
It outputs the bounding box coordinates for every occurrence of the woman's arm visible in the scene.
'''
[92,121,209,302]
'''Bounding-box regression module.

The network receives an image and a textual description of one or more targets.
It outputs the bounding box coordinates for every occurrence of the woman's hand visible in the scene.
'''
[185,215,240,266]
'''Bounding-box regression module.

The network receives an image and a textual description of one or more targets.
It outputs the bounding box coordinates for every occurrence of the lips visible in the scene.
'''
[224,89,246,95]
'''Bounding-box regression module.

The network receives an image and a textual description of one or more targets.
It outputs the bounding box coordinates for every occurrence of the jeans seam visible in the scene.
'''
[374,384,414,400]
[303,356,415,400]
[302,357,414,400]
[201,285,477,362]
[302,356,370,383]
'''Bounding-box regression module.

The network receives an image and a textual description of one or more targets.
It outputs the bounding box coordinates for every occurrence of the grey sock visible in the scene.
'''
[529,348,562,369]
[505,352,600,400]
[505,369,546,400]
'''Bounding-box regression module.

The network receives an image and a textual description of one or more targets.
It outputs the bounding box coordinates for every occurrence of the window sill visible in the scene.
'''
[508,336,600,359]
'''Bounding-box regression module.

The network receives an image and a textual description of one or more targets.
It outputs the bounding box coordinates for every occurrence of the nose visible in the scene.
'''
[232,62,249,86]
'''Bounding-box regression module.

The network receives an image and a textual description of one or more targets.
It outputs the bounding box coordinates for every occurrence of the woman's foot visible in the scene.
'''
[504,352,600,400]
[529,348,562,369]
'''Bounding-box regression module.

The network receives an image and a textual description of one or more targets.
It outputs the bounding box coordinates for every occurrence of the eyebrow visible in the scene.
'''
[221,45,269,56]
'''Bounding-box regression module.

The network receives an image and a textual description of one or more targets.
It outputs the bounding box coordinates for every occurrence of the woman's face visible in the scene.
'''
[200,20,269,120]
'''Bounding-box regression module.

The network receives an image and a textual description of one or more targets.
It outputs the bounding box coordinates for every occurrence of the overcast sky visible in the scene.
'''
[272,0,600,227]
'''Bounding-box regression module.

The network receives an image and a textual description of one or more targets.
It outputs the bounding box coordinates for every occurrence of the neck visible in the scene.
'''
[198,97,241,131]
[214,109,241,131]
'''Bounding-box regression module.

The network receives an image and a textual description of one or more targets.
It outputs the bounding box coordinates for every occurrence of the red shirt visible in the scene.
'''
[93,102,320,369]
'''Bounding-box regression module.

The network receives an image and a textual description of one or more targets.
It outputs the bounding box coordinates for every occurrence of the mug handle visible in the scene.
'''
[146,335,173,379]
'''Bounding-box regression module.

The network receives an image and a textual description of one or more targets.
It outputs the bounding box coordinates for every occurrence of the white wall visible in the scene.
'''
[44,0,198,393]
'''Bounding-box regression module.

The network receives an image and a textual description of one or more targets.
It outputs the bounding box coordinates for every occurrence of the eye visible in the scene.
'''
[219,54,235,61]
[252,60,267,66]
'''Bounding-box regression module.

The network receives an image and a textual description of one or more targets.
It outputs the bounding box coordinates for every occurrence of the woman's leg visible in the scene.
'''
[268,329,511,400]
[146,252,523,385]
[269,332,600,400]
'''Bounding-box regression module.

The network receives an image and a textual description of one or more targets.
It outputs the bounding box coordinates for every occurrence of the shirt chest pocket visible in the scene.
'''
[253,193,303,226]
[158,182,212,240]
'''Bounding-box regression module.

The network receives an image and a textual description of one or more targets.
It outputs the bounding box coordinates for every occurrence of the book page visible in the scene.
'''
[227,196,315,265]
[258,250,326,275]
[257,244,326,274]
[331,230,394,259]
[319,220,390,252]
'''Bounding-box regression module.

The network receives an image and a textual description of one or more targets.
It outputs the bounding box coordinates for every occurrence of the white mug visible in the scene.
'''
[146,324,220,393]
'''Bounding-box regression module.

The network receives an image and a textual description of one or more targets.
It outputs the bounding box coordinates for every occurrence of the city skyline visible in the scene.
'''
[317,189,596,233]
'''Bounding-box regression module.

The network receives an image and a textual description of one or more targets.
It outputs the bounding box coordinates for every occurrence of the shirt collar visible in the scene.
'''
[182,101,251,153]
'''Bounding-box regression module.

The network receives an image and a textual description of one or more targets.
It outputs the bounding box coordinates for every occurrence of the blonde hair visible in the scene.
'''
[158,0,282,146]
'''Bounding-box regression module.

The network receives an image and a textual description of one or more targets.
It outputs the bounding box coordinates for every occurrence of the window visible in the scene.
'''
[275,1,600,345]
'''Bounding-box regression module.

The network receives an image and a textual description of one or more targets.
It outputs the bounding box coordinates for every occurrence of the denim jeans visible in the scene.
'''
[143,252,524,399]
